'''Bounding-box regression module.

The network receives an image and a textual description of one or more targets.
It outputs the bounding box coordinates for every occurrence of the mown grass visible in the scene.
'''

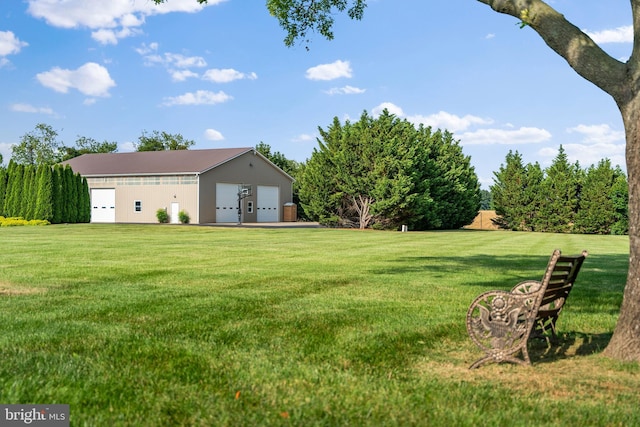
[0,224,637,426]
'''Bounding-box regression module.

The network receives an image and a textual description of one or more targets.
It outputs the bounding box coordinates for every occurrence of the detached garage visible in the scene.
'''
[61,148,295,224]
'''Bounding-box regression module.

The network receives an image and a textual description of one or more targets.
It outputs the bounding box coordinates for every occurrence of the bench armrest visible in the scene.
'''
[466,289,539,364]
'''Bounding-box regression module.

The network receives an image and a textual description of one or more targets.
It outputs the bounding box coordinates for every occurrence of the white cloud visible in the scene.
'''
[372,102,405,117]
[141,50,207,69]
[0,31,28,56]
[585,25,633,44]
[36,62,116,97]
[460,127,552,145]
[558,124,626,169]
[204,128,225,141]
[118,141,136,152]
[539,143,626,169]
[136,44,210,81]
[567,124,625,144]
[202,68,257,83]
[372,103,492,133]
[135,42,159,55]
[10,103,55,115]
[407,111,493,133]
[164,53,207,69]
[292,134,314,142]
[91,29,118,45]
[306,60,352,81]
[162,90,232,106]
[136,44,258,86]
[27,0,226,44]
[171,69,199,82]
[371,102,551,148]
[92,27,141,45]
[325,85,365,95]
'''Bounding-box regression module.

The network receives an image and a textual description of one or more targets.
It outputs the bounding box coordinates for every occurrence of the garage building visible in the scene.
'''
[62,147,295,224]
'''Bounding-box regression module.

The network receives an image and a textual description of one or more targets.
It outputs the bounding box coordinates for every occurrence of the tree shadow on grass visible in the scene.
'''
[373,252,627,316]
[528,331,613,364]
[374,253,627,285]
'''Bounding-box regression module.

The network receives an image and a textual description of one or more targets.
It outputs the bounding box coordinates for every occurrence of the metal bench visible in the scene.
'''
[466,249,588,369]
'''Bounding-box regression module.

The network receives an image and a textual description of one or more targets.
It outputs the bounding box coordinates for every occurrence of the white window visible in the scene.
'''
[134,200,142,212]
[247,201,254,214]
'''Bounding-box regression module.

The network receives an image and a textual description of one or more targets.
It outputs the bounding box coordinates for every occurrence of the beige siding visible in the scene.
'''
[83,151,293,224]
[87,176,198,224]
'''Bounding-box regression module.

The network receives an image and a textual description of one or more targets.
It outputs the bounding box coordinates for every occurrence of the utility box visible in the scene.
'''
[283,203,297,222]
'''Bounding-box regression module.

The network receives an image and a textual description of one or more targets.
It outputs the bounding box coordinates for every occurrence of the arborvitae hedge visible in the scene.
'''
[0,161,89,224]
[0,167,6,217]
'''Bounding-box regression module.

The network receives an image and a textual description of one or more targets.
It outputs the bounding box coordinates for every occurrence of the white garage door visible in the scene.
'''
[257,185,279,222]
[216,183,239,223]
[91,189,115,223]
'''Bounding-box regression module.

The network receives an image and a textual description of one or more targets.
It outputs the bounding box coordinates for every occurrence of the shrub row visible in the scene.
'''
[156,208,190,224]
[0,216,50,227]
[0,161,90,224]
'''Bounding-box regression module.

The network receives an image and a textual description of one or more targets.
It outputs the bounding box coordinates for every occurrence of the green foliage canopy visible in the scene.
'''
[60,136,118,161]
[136,130,195,151]
[298,110,480,230]
[255,142,300,176]
[12,123,61,166]
[491,149,628,235]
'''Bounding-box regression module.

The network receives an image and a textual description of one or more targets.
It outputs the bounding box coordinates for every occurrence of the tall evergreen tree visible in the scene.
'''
[0,166,7,216]
[574,159,617,234]
[63,165,78,223]
[51,165,64,224]
[534,146,578,233]
[6,163,24,217]
[34,164,54,222]
[22,165,37,220]
[420,129,480,230]
[521,162,544,231]
[490,151,529,230]
[298,110,479,229]
[79,176,91,223]
[3,161,16,217]
[611,171,630,235]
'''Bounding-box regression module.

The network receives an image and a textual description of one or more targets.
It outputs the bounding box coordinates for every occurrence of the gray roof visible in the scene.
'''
[62,147,254,176]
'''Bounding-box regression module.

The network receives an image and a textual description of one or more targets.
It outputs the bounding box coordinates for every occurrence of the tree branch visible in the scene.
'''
[476,0,628,101]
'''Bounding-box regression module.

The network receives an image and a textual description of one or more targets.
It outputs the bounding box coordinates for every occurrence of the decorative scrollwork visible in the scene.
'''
[466,249,588,369]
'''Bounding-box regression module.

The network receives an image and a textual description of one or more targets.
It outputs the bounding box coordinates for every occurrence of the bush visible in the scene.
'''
[178,210,190,224]
[156,208,169,223]
[0,216,49,227]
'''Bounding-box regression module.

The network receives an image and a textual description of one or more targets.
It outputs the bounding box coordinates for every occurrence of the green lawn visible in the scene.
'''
[0,225,637,426]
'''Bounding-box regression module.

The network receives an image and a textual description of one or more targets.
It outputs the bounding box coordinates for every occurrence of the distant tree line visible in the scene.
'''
[6,123,195,167]
[491,147,628,235]
[0,161,90,223]
[3,122,628,233]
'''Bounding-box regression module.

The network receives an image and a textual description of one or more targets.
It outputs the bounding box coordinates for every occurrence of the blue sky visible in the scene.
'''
[0,0,632,189]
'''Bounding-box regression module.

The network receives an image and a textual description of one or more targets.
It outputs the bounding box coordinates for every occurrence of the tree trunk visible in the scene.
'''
[477,0,640,363]
[604,97,640,361]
